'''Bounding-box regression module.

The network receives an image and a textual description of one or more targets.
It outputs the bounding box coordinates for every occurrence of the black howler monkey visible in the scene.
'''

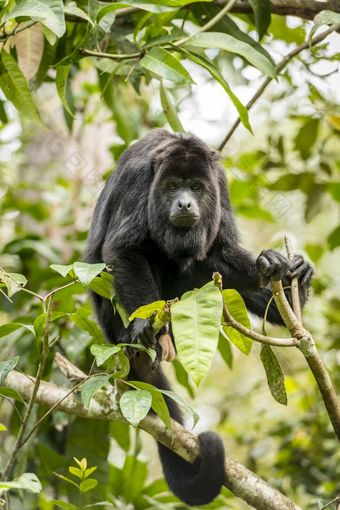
[85,129,312,506]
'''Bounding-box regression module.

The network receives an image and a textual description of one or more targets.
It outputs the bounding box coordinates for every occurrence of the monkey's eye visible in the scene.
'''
[168,182,178,191]
[192,182,201,191]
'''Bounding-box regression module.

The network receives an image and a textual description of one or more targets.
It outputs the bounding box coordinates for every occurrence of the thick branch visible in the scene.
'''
[3,370,301,510]
[109,1,340,21]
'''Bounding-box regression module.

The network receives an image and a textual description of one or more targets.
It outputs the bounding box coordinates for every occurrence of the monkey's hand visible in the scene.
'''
[288,254,313,298]
[256,249,290,288]
[128,318,156,349]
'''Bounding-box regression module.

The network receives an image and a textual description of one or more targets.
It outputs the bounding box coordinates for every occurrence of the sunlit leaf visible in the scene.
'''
[73,262,106,285]
[5,0,66,38]
[64,2,94,25]
[128,380,171,428]
[171,281,223,386]
[222,290,252,355]
[90,344,122,366]
[0,322,34,339]
[50,264,74,278]
[56,64,74,116]
[140,47,194,84]
[188,32,276,78]
[129,300,166,320]
[79,478,98,493]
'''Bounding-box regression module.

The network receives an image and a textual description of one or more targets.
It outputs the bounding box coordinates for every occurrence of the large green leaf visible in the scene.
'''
[179,48,251,133]
[171,281,223,386]
[260,344,287,405]
[0,52,40,122]
[0,269,27,297]
[71,307,104,342]
[90,344,122,366]
[222,289,252,355]
[119,390,152,427]
[15,23,44,80]
[187,32,276,78]
[140,47,194,84]
[249,0,271,40]
[5,0,66,37]
[160,81,184,132]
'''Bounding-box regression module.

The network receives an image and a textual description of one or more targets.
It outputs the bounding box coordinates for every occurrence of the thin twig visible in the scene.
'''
[0,21,37,41]
[218,22,340,151]
[1,295,54,480]
[284,236,302,324]
[79,48,141,61]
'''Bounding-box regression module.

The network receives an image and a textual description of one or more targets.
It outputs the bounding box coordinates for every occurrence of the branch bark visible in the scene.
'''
[3,369,302,510]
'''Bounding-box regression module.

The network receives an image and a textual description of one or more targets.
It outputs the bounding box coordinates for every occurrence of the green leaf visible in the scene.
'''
[128,380,171,428]
[129,300,166,320]
[119,390,152,427]
[50,264,74,277]
[73,262,106,285]
[172,358,195,398]
[0,473,42,493]
[159,81,184,132]
[188,32,276,78]
[222,289,252,355]
[64,2,94,25]
[0,357,19,384]
[89,273,114,299]
[0,387,25,403]
[71,307,104,342]
[0,322,34,339]
[34,311,68,340]
[294,118,319,160]
[260,344,287,405]
[0,423,7,431]
[179,48,251,133]
[79,478,98,493]
[327,182,340,202]
[0,269,28,297]
[249,0,271,40]
[328,225,340,250]
[140,47,194,85]
[90,344,122,366]
[218,332,233,368]
[84,466,97,478]
[81,375,111,408]
[5,0,66,37]
[171,281,223,386]
[160,389,199,426]
[56,64,74,116]
[69,467,83,479]
[310,10,340,43]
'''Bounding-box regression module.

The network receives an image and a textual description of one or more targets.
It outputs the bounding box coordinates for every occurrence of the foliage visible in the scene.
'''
[0,1,339,509]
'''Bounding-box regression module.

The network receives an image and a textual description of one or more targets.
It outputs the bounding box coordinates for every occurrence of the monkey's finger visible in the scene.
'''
[291,262,312,279]
[300,267,314,287]
[289,255,305,272]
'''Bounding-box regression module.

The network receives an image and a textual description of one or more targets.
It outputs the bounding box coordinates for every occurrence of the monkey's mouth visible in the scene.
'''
[170,214,199,229]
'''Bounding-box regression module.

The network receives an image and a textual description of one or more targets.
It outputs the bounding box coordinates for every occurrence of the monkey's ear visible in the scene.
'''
[209,150,220,162]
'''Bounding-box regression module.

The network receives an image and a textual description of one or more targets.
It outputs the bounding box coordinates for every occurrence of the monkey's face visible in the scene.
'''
[166,178,202,229]
[148,146,221,261]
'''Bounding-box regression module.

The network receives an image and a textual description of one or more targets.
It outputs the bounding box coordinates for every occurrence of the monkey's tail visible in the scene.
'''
[155,369,226,506]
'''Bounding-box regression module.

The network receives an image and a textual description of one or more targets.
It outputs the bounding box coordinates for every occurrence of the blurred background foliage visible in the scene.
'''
[0,1,339,509]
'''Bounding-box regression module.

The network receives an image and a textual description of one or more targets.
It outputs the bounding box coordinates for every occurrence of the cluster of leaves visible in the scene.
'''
[0,0,280,138]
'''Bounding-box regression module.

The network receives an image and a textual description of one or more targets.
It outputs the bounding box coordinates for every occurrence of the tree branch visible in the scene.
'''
[218,22,340,151]
[3,369,302,510]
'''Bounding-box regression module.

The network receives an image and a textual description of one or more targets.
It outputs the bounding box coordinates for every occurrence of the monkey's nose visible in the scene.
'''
[178,200,191,210]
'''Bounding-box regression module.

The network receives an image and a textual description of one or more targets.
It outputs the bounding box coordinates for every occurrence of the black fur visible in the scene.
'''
[85,129,312,506]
